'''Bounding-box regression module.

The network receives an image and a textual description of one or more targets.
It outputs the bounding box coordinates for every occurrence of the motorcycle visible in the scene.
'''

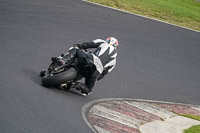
[40,47,87,91]
[40,58,78,90]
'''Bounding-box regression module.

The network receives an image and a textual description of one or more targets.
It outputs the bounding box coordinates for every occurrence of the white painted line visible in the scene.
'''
[82,102,98,133]
[124,101,176,119]
[140,116,200,133]
[93,125,111,133]
[82,0,200,33]
[91,104,142,129]
[192,107,200,112]
[134,99,200,109]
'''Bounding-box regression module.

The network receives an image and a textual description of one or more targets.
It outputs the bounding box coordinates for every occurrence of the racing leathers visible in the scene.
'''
[61,39,117,95]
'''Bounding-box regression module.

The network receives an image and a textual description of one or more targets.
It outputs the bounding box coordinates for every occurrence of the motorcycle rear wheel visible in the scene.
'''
[42,67,77,88]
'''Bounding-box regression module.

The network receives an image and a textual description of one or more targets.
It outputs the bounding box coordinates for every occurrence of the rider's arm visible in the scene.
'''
[97,59,116,81]
[97,65,115,81]
[79,39,106,49]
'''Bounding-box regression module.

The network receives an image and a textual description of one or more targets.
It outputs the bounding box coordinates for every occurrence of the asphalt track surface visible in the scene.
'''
[0,0,200,133]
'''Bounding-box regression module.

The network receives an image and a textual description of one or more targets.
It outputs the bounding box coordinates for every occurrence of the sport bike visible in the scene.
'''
[40,47,90,90]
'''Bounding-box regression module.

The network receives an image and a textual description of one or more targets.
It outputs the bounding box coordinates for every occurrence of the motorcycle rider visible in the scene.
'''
[50,37,118,96]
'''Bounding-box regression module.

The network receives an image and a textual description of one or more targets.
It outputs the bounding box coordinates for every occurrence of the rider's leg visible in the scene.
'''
[77,50,93,62]
[75,82,91,95]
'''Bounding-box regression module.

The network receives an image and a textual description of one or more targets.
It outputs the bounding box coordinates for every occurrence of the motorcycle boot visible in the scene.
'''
[75,82,91,96]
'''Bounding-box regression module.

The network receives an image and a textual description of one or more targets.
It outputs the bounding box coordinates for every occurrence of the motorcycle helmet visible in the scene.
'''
[106,37,119,49]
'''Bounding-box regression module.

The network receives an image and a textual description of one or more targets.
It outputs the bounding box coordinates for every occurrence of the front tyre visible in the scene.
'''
[40,70,47,77]
[42,67,77,88]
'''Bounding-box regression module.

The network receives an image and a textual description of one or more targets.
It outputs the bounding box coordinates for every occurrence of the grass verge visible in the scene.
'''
[88,0,200,31]
[182,114,200,133]
[181,114,200,121]
[184,125,200,133]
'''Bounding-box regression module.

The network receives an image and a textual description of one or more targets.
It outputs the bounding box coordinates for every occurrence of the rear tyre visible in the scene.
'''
[42,67,77,88]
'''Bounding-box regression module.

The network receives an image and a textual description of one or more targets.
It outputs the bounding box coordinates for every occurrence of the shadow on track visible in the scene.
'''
[22,67,85,97]
[21,67,42,86]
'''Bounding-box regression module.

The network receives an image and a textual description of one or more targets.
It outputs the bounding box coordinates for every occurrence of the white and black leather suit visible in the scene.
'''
[64,39,117,94]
